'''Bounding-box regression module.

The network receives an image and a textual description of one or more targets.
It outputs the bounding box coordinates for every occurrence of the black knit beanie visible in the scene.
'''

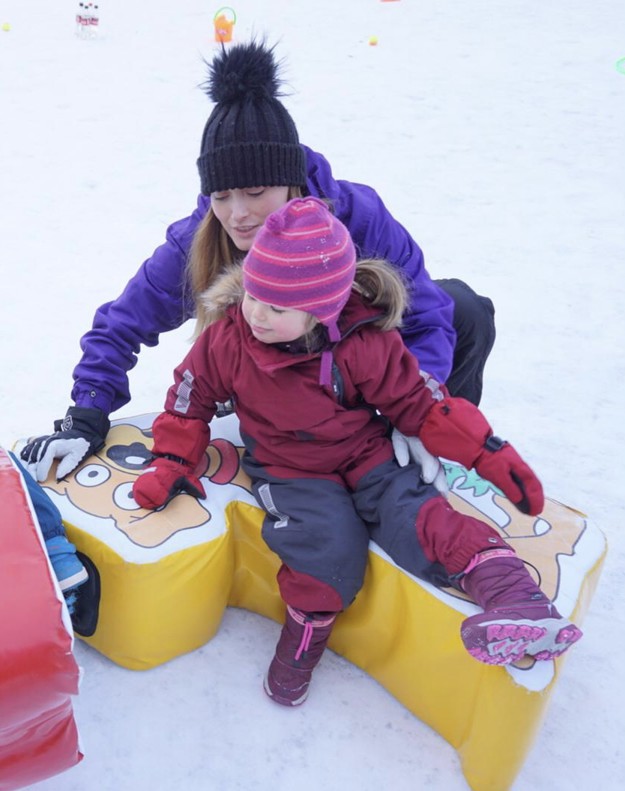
[197,41,307,195]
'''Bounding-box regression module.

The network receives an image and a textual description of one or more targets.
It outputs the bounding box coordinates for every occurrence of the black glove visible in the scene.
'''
[20,406,111,482]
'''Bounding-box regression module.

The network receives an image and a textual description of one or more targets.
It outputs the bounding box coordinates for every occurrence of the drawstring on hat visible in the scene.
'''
[319,320,342,386]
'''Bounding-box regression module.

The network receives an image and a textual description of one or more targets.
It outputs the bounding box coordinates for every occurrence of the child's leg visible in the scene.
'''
[10,453,88,598]
[354,460,581,665]
[247,467,370,613]
[265,607,337,707]
[10,452,65,539]
[457,549,582,665]
[244,458,369,705]
[415,497,582,664]
[353,459,506,584]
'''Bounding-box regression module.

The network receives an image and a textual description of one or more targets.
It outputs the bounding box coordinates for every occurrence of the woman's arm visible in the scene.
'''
[303,144,456,383]
[71,195,211,416]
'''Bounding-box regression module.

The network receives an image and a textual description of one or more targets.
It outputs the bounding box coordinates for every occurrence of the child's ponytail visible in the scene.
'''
[353,259,408,330]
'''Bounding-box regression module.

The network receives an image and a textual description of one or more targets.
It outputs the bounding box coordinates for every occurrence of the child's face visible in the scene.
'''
[211,186,291,251]
[242,292,316,344]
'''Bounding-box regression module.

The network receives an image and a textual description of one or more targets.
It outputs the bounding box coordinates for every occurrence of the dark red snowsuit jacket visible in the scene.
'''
[155,291,446,492]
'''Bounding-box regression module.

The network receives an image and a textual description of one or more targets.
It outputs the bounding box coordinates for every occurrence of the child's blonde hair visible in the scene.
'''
[293,257,408,353]
[352,258,408,331]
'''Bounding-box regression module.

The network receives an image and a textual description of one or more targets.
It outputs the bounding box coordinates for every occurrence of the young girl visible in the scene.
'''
[133,197,581,707]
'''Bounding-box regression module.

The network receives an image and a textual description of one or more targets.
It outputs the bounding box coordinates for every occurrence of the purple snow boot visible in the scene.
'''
[264,606,337,707]
[460,549,582,666]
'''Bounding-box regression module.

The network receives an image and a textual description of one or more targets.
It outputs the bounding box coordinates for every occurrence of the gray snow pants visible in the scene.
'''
[243,456,451,613]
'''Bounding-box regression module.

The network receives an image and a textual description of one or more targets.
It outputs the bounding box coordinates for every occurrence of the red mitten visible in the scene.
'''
[151,412,210,467]
[133,457,206,510]
[419,398,544,515]
[473,437,544,515]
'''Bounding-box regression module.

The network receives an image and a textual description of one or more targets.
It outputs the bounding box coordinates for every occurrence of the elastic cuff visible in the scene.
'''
[287,605,337,628]
[72,388,114,416]
[450,547,517,585]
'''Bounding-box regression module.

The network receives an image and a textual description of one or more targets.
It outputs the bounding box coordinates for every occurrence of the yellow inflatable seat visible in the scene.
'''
[36,414,606,791]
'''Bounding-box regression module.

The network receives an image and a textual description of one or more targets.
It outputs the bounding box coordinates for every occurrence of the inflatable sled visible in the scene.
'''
[0,449,83,791]
[32,413,605,791]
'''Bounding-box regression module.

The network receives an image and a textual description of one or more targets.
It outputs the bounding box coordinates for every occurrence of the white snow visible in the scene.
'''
[1,1,624,789]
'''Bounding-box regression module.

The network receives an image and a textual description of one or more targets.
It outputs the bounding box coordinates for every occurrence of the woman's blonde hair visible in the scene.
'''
[187,186,303,338]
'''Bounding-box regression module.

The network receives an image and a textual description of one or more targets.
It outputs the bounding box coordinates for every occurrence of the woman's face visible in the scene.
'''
[211,186,290,251]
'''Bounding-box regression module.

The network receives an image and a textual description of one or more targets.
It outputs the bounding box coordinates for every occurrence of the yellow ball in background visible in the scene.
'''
[2,22,11,32]
[368,35,378,46]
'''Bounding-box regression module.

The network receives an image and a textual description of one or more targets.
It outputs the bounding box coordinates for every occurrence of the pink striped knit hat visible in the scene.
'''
[242,197,356,384]
[242,197,356,338]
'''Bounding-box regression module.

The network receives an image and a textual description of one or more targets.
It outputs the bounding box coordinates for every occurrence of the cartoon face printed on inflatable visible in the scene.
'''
[45,422,252,548]
[44,420,587,601]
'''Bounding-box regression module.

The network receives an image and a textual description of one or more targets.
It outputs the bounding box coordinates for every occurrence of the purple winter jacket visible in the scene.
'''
[72,145,456,416]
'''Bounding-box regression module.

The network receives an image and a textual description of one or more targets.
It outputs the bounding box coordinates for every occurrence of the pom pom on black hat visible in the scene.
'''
[205,39,283,104]
[197,39,306,196]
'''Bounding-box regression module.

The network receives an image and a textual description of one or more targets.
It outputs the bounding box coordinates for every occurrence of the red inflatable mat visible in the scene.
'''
[0,449,82,791]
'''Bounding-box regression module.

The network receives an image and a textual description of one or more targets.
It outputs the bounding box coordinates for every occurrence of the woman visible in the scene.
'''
[21,40,495,483]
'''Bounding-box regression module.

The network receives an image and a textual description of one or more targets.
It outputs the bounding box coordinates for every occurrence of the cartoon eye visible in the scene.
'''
[125,455,148,466]
[113,481,142,511]
[107,442,153,471]
[75,464,111,487]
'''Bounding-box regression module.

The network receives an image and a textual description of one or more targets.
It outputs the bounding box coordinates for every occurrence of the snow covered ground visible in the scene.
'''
[1,1,624,789]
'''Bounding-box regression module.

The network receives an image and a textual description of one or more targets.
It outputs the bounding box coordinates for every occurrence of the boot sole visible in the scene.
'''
[461,616,583,665]
[58,566,89,592]
[263,672,309,707]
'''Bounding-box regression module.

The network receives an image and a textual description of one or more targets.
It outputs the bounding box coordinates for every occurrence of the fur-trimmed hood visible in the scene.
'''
[199,265,246,326]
